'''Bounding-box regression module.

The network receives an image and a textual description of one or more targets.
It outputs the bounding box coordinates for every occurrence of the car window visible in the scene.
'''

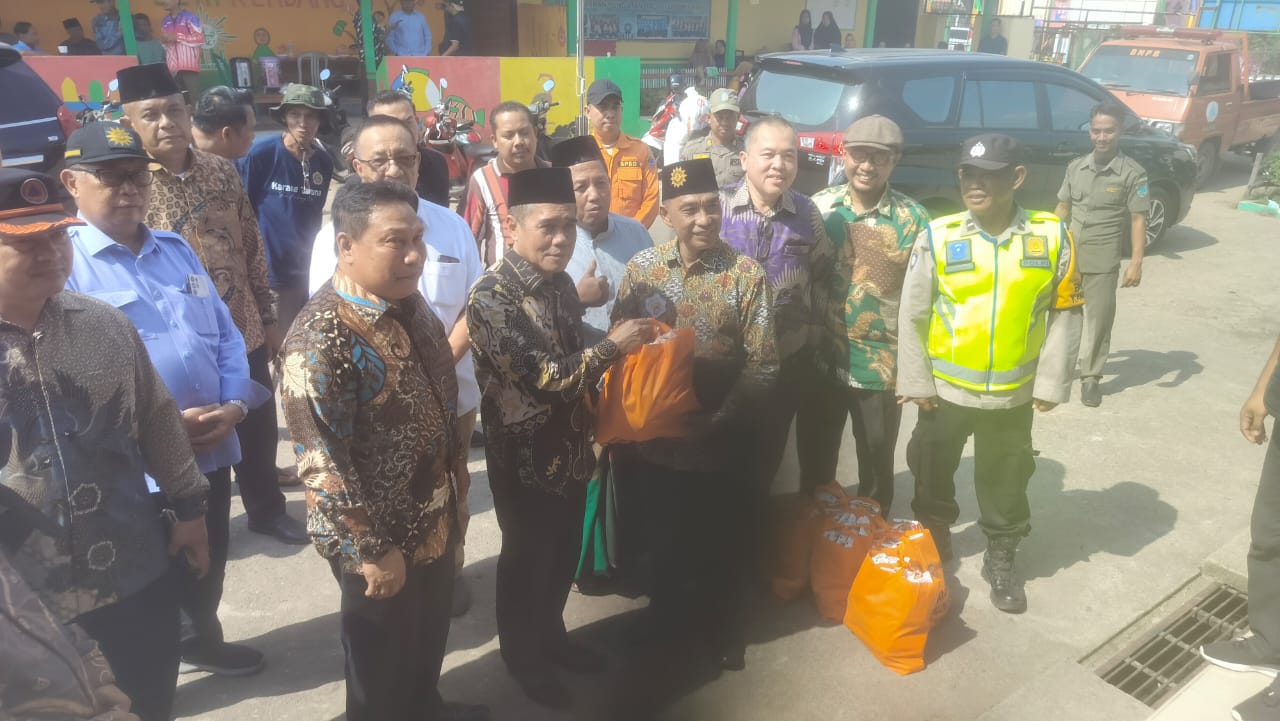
[1198,53,1232,95]
[1044,82,1099,131]
[900,76,956,125]
[750,70,847,128]
[959,79,1038,129]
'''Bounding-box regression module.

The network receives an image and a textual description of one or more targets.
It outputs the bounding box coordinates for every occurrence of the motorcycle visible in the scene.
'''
[76,79,121,126]
[317,68,352,179]
[528,98,559,165]
[642,73,686,166]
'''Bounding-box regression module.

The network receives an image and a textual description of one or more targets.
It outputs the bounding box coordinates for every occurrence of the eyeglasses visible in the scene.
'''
[72,166,155,188]
[844,147,894,167]
[354,154,419,173]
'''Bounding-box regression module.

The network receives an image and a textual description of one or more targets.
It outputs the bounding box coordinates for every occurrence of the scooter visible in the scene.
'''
[642,73,686,166]
[317,68,352,178]
[529,98,559,165]
[424,101,492,202]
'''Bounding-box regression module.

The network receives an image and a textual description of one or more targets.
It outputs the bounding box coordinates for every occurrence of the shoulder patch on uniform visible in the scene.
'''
[1137,183,1149,198]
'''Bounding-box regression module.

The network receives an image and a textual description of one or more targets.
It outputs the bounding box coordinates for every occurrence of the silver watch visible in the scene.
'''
[227,400,249,423]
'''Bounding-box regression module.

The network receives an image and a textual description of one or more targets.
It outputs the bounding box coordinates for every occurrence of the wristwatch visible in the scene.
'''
[227,400,249,423]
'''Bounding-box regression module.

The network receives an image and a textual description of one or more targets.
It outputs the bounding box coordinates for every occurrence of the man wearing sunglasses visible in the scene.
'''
[60,121,271,679]
[807,115,929,517]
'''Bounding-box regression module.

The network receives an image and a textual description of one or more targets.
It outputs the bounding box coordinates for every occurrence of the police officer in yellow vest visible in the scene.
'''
[897,133,1083,614]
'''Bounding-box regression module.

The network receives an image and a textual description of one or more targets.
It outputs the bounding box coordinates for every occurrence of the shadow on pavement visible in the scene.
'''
[1101,348,1204,395]
[227,496,314,562]
[174,611,343,718]
[1152,224,1218,260]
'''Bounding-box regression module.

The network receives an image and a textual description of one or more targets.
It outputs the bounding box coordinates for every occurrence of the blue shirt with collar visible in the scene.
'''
[386,8,432,56]
[66,219,267,474]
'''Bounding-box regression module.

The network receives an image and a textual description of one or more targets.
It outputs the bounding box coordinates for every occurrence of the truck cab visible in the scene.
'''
[1078,27,1280,186]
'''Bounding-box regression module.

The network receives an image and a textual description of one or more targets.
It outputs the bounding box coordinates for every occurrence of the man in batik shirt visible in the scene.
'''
[612,157,778,673]
[809,114,928,516]
[467,167,652,710]
[279,180,487,721]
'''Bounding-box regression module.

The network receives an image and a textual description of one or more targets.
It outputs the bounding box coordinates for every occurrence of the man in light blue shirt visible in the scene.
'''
[59,122,270,679]
[386,0,433,56]
[91,0,125,55]
[552,136,653,344]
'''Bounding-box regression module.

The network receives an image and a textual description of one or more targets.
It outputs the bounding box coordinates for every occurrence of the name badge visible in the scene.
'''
[186,274,211,297]
[943,238,975,273]
[1021,235,1052,269]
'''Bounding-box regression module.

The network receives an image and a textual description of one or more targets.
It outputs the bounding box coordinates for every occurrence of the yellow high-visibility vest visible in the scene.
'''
[926,211,1074,393]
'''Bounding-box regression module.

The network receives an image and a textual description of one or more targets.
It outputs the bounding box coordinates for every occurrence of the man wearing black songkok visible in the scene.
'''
[467,167,656,709]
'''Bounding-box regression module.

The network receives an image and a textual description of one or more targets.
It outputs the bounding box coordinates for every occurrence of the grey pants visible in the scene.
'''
[1249,430,1280,656]
[1079,271,1120,381]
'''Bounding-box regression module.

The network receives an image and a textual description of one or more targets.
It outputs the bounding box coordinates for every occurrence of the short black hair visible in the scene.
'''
[352,114,417,151]
[14,22,32,36]
[193,86,254,133]
[491,100,535,128]
[1091,100,1129,124]
[132,13,150,23]
[366,90,414,115]
[332,178,418,241]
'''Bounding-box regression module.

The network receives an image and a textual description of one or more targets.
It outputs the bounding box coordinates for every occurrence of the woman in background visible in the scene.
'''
[791,9,813,50]
[814,11,841,51]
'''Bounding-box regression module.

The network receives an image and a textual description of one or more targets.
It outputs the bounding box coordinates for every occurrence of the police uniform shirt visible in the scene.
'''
[680,132,744,189]
[1057,152,1148,275]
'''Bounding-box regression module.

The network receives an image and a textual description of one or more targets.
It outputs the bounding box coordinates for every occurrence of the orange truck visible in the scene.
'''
[1077,26,1280,186]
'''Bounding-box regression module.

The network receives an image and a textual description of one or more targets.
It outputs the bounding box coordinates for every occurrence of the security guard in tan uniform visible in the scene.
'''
[898,133,1083,615]
[1054,100,1148,408]
[680,88,744,188]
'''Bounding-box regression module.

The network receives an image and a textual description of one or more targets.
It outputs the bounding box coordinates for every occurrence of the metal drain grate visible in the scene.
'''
[1099,583,1250,708]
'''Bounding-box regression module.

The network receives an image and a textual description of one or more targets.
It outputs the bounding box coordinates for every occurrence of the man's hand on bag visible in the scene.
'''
[362,546,406,600]
[169,516,210,579]
[1033,399,1058,412]
[576,260,610,308]
[899,395,938,412]
[1241,390,1269,445]
[607,319,658,355]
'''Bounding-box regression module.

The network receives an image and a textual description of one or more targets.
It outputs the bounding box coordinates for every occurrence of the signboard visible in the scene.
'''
[585,0,712,41]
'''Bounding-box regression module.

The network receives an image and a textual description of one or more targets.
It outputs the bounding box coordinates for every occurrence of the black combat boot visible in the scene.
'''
[981,535,1027,614]
[923,523,953,563]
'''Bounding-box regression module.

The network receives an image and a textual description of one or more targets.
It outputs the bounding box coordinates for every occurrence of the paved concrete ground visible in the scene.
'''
[177,154,1277,721]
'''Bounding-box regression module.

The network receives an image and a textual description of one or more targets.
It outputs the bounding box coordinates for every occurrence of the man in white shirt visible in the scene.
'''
[310,116,483,616]
[552,135,653,344]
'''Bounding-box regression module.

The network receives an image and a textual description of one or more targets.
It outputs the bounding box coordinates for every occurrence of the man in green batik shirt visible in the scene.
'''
[809,114,929,516]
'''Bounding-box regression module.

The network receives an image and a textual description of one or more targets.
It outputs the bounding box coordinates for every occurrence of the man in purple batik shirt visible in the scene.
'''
[717,114,833,541]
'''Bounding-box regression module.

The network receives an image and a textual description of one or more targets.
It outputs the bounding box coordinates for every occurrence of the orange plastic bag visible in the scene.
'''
[762,493,824,601]
[844,521,950,675]
[809,486,885,622]
[596,323,700,444]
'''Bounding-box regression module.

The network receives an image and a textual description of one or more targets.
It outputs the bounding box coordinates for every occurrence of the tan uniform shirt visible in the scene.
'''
[1056,152,1148,274]
[680,132,745,189]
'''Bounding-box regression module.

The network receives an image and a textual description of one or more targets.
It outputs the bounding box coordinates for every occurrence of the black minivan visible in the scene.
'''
[0,43,75,173]
[738,49,1198,246]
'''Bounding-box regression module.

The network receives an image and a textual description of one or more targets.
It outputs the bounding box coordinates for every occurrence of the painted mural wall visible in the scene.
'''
[25,56,139,112]
[383,55,645,140]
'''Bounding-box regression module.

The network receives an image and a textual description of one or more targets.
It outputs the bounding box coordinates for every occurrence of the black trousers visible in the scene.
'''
[491,474,586,673]
[234,346,286,523]
[628,456,750,650]
[1249,430,1280,655]
[802,378,904,514]
[755,355,834,497]
[77,569,181,721]
[179,467,231,648]
[907,400,1036,539]
[329,552,455,721]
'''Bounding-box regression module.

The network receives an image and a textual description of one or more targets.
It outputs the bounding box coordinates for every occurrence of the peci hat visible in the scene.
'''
[959,133,1021,171]
[507,167,575,207]
[550,135,603,168]
[63,18,82,30]
[117,63,182,104]
[0,168,84,237]
[843,114,903,153]
[270,83,331,131]
[65,121,150,165]
[660,158,717,201]
[587,78,623,106]
[708,88,740,115]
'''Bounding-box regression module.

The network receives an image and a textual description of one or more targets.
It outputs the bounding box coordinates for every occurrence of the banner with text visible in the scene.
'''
[585,0,712,41]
